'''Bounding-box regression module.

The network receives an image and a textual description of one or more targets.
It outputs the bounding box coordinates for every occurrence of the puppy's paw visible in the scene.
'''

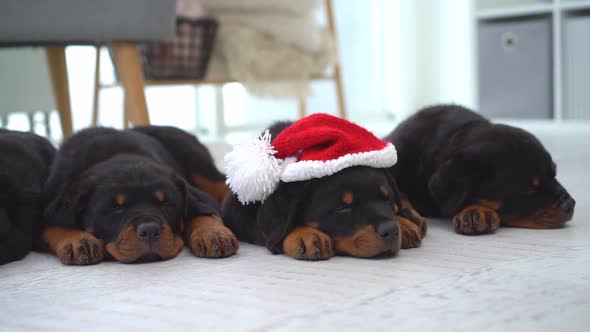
[187,217,238,258]
[399,218,423,249]
[453,205,500,235]
[57,234,104,266]
[399,207,428,237]
[282,227,334,261]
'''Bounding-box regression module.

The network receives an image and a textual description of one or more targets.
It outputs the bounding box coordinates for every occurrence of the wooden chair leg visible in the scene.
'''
[298,97,307,118]
[325,0,348,119]
[111,42,150,126]
[45,47,74,137]
[91,46,101,126]
[123,102,130,128]
[333,65,347,119]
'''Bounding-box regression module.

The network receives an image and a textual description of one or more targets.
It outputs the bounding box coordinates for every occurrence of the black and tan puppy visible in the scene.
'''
[42,126,237,265]
[223,118,427,261]
[385,105,575,234]
[0,129,55,265]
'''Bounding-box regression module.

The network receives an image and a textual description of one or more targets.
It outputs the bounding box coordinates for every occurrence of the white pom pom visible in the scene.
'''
[224,130,282,204]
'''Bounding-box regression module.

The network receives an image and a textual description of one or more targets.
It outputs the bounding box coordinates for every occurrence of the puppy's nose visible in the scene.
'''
[376,221,398,240]
[137,222,161,241]
[560,196,576,215]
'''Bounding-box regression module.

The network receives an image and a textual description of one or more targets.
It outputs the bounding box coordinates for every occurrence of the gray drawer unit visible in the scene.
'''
[564,15,590,120]
[478,17,553,118]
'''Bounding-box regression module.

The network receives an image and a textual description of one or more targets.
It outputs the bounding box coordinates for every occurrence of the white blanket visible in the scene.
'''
[180,0,336,98]
[1,127,589,331]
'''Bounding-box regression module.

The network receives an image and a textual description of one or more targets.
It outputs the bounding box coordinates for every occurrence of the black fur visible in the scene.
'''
[132,126,225,182]
[42,126,220,261]
[222,122,402,257]
[0,129,55,265]
[385,105,575,224]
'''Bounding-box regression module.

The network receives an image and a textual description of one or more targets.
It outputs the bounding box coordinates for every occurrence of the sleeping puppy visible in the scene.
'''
[0,129,55,265]
[385,105,575,234]
[42,126,237,265]
[222,116,427,260]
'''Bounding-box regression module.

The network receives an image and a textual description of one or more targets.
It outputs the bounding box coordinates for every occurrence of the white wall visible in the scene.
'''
[397,0,476,119]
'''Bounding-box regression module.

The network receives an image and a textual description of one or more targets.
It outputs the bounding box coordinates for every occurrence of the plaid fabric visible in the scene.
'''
[140,18,217,80]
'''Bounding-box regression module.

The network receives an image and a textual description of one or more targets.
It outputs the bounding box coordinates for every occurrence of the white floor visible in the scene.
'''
[1,125,589,332]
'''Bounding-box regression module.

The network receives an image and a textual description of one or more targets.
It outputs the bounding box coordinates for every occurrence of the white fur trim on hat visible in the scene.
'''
[280,143,397,182]
[224,130,282,204]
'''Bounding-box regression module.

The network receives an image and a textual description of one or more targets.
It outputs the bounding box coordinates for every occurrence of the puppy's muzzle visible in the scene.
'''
[376,220,401,256]
[136,221,162,242]
[555,191,575,221]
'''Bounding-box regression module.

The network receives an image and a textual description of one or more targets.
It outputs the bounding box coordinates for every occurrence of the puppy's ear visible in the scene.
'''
[257,181,309,254]
[175,176,219,219]
[428,149,490,216]
[384,168,403,212]
[428,159,470,215]
[0,208,10,238]
[43,181,90,228]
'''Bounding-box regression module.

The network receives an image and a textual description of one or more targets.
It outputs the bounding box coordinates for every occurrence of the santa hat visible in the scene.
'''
[224,113,397,204]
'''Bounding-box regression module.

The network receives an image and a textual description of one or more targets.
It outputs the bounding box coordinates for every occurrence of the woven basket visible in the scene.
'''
[140,18,218,80]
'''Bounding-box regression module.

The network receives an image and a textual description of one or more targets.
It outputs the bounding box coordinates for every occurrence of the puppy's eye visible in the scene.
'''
[111,193,126,212]
[158,198,175,208]
[520,188,537,196]
[379,185,390,201]
[334,204,352,214]
[110,202,124,212]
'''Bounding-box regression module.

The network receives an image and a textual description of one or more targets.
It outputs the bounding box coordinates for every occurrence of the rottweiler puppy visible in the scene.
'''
[385,105,576,234]
[42,126,237,265]
[222,121,427,260]
[0,129,55,265]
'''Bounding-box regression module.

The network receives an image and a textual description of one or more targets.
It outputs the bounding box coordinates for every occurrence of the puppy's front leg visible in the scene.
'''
[398,218,423,249]
[282,226,335,261]
[398,193,428,237]
[184,215,239,258]
[452,202,501,235]
[42,226,104,265]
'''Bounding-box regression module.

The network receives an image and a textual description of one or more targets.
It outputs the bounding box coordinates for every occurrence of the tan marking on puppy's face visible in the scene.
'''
[333,223,401,258]
[379,185,389,197]
[531,177,541,188]
[379,185,398,212]
[105,225,142,263]
[155,190,166,203]
[115,193,126,206]
[502,206,572,229]
[342,192,354,205]
[105,224,184,263]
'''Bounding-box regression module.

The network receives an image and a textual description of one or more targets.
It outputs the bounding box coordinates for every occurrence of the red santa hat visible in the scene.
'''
[224,113,397,204]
